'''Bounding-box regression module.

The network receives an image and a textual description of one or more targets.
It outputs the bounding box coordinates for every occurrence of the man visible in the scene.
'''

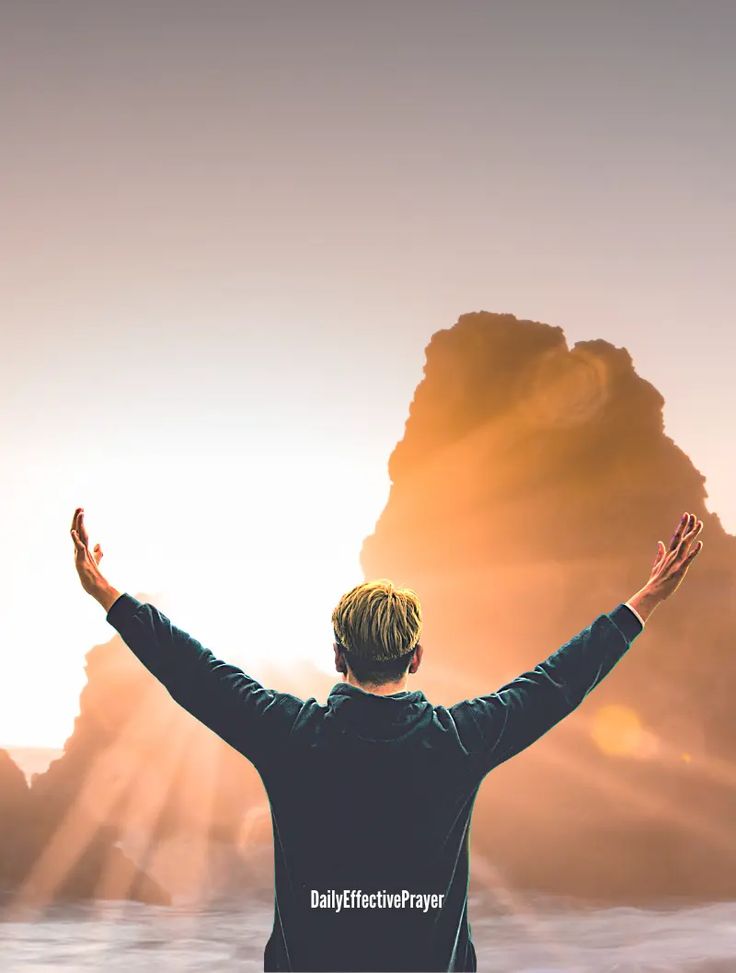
[71,507,703,972]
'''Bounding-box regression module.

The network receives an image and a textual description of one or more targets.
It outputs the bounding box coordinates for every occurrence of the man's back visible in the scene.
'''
[261,683,484,971]
[105,593,644,972]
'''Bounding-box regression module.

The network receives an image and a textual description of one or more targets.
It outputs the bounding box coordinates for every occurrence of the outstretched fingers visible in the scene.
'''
[668,512,690,553]
[70,507,83,534]
[70,507,92,560]
[70,528,86,558]
[77,508,90,547]
[676,517,703,563]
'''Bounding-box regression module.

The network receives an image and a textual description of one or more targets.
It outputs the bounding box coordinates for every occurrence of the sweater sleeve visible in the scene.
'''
[449,603,644,776]
[106,592,305,769]
[624,600,646,628]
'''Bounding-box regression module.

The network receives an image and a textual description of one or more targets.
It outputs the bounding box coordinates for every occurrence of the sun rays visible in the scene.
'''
[1,642,268,923]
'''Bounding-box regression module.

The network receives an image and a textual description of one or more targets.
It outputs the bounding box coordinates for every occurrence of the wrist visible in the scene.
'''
[626,584,663,624]
[92,582,123,613]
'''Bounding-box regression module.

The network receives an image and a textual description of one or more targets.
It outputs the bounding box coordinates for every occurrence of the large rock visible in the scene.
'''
[360,311,736,903]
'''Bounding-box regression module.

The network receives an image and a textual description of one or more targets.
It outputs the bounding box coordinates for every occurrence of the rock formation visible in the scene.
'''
[360,311,736,903]
[3,311,734,908]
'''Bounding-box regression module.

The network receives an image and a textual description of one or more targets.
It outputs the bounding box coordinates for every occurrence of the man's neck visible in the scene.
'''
[344,673,409,696]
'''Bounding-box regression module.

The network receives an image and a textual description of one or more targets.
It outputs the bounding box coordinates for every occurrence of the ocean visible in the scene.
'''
[1,890,735,972]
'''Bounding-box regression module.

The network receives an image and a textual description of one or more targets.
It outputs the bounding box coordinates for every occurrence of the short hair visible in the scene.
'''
[331,579,423,686]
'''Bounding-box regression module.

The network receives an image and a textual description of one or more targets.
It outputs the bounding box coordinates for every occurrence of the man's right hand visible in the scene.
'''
[627,511,703,623]
[71,507,122,612]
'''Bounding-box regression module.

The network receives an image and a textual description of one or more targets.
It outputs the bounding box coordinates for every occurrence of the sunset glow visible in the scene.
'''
[2,431,392,748]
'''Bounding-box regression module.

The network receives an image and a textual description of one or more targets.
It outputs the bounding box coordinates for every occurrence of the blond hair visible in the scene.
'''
[331,579,423,662]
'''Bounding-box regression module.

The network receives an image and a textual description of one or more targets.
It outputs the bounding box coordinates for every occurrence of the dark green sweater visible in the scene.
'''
[106,594,643,972]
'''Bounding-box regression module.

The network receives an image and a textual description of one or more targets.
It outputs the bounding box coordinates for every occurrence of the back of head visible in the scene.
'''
[331,579,423,687]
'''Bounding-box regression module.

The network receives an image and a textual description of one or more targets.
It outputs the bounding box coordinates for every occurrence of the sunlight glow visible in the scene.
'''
[590,704,660,760]
[1,429,391,749]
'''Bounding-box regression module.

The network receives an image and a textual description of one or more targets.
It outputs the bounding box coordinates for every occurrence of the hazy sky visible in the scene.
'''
[2,1,734,747]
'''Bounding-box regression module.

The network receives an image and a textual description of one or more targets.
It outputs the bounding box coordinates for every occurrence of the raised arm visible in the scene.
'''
[70,507,304,768]
[450,512,704,776]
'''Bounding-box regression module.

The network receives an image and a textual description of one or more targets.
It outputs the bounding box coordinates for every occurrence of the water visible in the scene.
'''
[1,892,735,971]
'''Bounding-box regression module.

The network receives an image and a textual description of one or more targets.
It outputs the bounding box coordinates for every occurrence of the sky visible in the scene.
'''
[1,1,734,748]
